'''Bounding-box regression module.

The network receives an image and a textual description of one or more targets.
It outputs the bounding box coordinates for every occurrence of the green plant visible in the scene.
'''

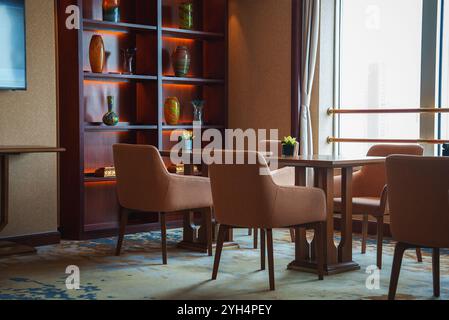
[178,130,194,141]
[282,136,297,146]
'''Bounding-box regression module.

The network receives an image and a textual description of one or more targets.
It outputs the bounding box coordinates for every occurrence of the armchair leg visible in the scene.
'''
[260,229,266,270]
[315,222,325,280]
[376,216,384,269]
[433,248,440,297]
[212,224,228,280]
[266,229,275,291]
[115,208,129,256]
[206,208,213,256]
[160,213,167,265]
[289,228,295,243]
[253,228,258,249]
[361,214,368,254]
[388,242,408,300]
[416,248,423,263]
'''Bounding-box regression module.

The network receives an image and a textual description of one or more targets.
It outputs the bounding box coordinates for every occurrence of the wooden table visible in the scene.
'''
[159,150,238,253]
[0,146,66,257]
[270,155,385,275]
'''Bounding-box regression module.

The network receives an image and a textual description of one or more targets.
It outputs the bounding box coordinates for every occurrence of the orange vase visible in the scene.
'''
[89,35,105,73]
[164,97,181,125]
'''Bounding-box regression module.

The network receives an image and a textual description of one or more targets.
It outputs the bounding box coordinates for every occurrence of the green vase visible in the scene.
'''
[103,96,119,126]
[172,46,191,77]
[179,1,194,30]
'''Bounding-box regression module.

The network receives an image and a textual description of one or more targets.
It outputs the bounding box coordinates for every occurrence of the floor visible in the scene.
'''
[0,229,447,300]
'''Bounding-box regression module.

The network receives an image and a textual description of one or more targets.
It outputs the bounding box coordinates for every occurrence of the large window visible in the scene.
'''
[338,0,424,155]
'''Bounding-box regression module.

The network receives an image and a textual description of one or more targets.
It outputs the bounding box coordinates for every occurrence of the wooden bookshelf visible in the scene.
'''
[57,0,228,240]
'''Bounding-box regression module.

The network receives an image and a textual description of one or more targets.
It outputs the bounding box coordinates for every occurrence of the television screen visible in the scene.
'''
[0,0,26,90]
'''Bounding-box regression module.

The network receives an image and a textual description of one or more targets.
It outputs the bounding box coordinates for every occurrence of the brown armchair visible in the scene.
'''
[209,150,326,290]
[386,155,449,299]
[113,144,213,264]
[334,145,423,269]
[247,140,298,248]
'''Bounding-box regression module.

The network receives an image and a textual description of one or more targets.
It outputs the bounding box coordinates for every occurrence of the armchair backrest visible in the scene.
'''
[209,150,278,228]
[386,155,449,248]
[355,144,423,197]
[113,144,169,211]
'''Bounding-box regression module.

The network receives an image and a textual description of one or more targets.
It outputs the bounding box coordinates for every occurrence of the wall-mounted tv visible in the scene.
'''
[0,0,26,90]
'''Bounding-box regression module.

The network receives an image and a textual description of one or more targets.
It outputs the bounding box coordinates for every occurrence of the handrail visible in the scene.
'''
[327,108,449,115]
[327,137,449,145]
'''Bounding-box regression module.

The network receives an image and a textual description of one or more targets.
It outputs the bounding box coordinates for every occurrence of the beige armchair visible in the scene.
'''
[386,155,449,299]
[209,150,326,290]
[333,144,423,269]
[113,144,213,264]
[247,140,298,248]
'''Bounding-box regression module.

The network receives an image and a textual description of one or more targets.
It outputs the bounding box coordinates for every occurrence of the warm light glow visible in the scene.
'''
[84,80,127,85]
[163,83,196,89]
[163,37,195,44]
[92,30,126,36]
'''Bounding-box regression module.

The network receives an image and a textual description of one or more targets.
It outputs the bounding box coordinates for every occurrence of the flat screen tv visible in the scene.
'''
[0,0,26,90]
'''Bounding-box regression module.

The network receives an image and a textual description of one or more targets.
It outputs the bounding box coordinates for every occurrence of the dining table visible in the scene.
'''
[160,149,386,275]
[270,154,386,275]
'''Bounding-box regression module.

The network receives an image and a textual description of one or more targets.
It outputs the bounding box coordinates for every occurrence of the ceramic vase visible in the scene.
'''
[103,0,120,22]
[89,35,106,73]
[179,1,194,30]
[164,97,181,125]
[103,96,119,126]
[172,46,191,77]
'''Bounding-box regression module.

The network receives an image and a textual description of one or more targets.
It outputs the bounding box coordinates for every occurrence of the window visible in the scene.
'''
[337,0,424,155]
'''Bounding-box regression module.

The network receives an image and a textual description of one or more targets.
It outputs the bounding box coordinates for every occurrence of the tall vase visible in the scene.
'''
[103,96,119,126]
[103,0,120,23]
[179,1,194,30]
[89,35,105,73]
[172,46,191,77]
[164,97,181,125]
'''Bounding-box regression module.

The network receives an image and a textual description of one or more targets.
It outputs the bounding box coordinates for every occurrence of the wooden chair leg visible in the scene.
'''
[266,229,275,291]
[212,224,228,280]
[416,248,423,263]
[253,228,258,249]
[388,242,407,300]
[248,228,252,236]
[433,248,440,297]
[289,228,295,243]
[160,213,167,265]
[260,229,266,270]
[205,208,213,256]
[376,216,384,269]
[315,222,325,280]
[115,208,129,256]
[361,214,368,254]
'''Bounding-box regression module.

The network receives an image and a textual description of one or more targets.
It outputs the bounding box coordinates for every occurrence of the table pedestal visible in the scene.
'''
[287,167,360,275]
[177,163,239,253]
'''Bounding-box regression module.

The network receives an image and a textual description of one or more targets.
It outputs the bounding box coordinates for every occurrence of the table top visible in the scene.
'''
[268,155,385,168]
[0,146,66,155]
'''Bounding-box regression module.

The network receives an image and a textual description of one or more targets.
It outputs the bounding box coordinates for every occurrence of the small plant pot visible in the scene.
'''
[282,144,295,157]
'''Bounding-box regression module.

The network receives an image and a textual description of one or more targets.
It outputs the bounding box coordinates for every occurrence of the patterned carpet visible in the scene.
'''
[0,229,447,300]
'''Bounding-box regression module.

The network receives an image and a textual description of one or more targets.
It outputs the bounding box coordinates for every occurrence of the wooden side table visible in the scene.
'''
[0,146,65,257]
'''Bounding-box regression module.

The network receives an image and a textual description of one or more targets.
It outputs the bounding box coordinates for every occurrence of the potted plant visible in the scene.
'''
[281,136,297,157]
[178,131,194,150]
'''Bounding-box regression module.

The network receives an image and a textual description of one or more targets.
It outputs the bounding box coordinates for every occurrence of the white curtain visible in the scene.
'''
[299,0,320,157]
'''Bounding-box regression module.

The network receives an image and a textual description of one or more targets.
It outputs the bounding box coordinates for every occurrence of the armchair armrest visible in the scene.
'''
[272,186,326,227]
